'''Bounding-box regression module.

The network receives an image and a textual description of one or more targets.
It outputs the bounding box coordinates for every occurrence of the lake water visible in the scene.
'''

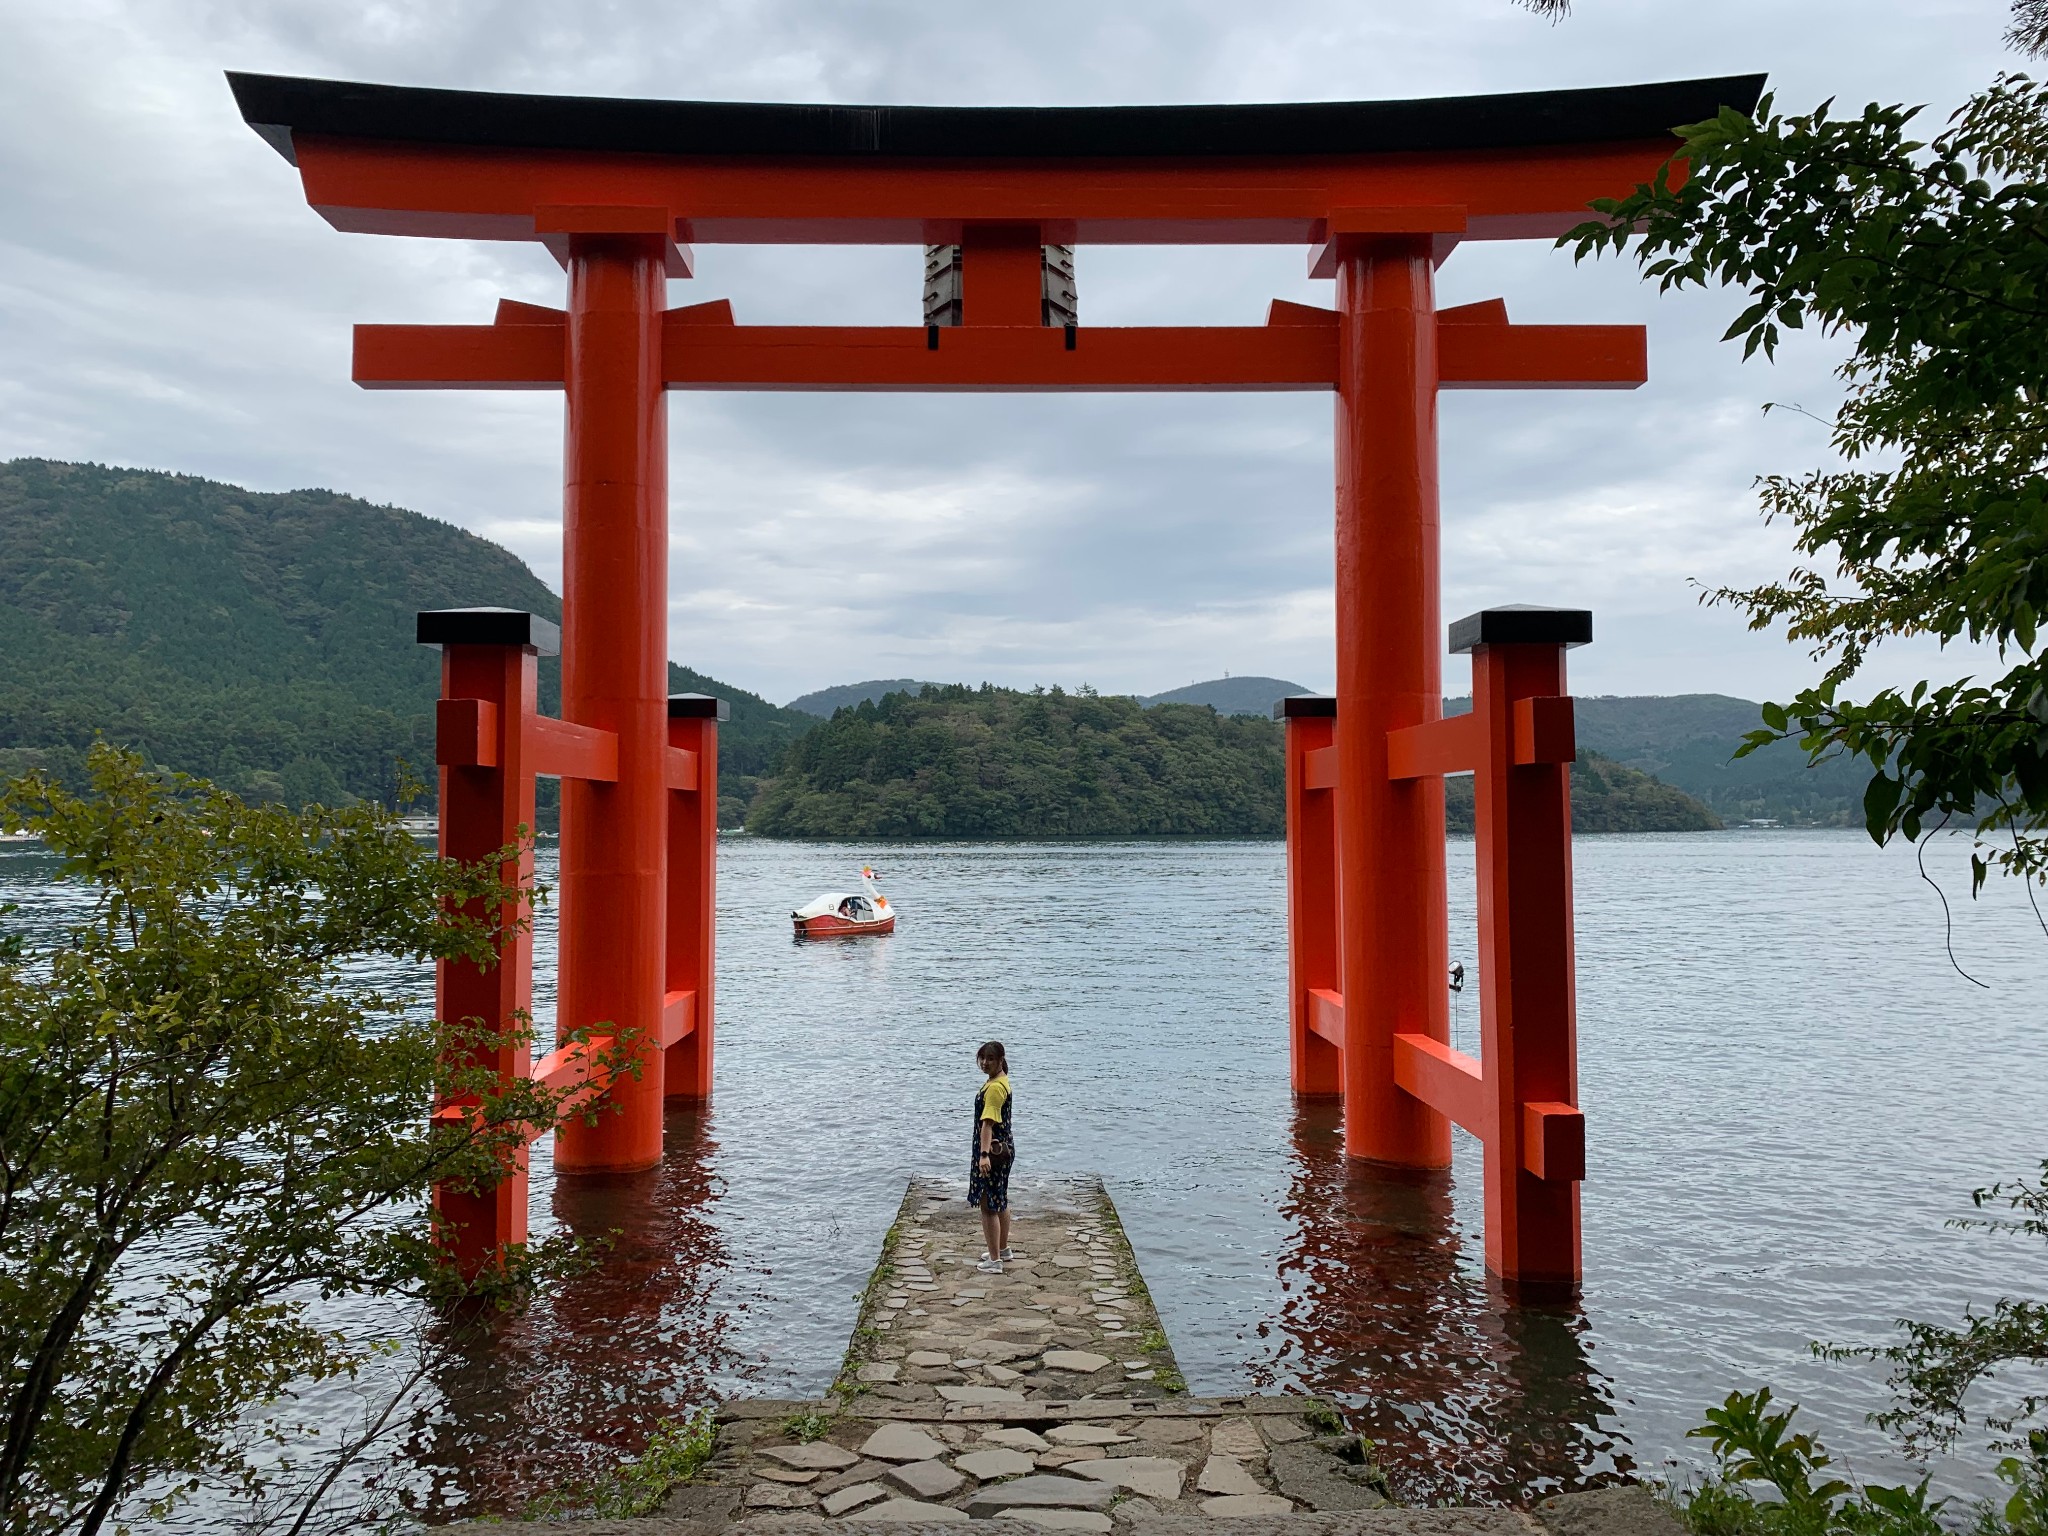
[4,829,2043,1523]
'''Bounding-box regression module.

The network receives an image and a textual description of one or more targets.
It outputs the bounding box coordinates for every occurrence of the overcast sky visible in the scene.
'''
[0,0,2016,706]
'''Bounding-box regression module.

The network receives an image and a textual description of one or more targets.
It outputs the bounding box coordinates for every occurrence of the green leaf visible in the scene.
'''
[0,744,581,1530]
[1863,771,1905,837]
[1576,72,2048,884]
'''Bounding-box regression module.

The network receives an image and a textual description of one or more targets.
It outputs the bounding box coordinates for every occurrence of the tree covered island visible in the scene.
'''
[748,684,1718,838]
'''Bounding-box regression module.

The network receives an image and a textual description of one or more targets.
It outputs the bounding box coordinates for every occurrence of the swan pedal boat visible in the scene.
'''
[792,867,896,938]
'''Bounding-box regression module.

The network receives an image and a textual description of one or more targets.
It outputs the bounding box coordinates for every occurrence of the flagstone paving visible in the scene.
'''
[693,1177,1396,1527]
[486,1177,1685,1536]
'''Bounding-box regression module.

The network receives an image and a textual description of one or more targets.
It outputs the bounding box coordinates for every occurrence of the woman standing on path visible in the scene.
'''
[968,1040,1015,1273]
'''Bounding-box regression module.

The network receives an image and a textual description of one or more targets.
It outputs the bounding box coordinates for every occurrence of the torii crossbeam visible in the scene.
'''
[232,69,1764,1289]
[352,292,1645,393]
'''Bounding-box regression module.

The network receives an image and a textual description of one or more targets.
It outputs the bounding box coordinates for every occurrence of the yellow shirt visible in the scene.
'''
[979,1074,1010,1122]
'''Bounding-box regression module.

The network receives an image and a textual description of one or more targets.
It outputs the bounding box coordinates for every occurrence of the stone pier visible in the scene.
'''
[705,1177,1367,1528]
[519,1177,1680,1536]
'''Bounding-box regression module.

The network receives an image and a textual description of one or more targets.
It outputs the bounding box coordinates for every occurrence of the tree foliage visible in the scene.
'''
[1445,750,1722,834]
[1521,0,2048,50]
[0,459,813,814]
[1808,1162,2048,1466]
[1562,71,2048,1523]
[1680,1389,1953,1536]
[749,685,1287,838]
[1568,78,2048,889]
[1678,1387,2048,1536]
[749,685,1718,838]
[0,746,601,1534]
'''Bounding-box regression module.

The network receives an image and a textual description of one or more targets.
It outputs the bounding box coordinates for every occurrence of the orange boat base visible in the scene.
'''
[794,911,898,939]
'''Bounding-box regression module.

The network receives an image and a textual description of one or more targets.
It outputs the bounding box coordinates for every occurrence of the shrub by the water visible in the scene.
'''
[526,1408,718,1520]
[1675,1390,2047,1536]
[0,746,603,1535]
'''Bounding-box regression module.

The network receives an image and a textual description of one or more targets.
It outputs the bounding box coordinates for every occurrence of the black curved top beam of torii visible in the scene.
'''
[227,70,1765,166]
[222,70,1764,395]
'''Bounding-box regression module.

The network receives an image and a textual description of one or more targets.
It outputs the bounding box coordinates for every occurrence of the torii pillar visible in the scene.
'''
[1331,217,1457,1171]
[551,219,690,1173]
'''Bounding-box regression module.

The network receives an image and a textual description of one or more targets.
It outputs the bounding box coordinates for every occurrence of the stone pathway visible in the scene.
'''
[844,1175,1189,1407]
[701,1178,1392,1530]
[491,1177,1687,1536]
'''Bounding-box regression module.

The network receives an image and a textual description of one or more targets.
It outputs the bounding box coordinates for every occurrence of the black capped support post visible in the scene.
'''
[416,606,562,655]
[668,692,730,721]
[1448,604,1592,655]
[1274,694,1337,720]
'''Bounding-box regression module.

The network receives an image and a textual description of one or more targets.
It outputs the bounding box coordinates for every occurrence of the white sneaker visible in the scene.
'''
[999,1248,1020,1261]
[976,1258,1003,1274]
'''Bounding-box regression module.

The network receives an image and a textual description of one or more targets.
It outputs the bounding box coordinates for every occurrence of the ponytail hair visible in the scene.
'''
[977,1040,1008,1076]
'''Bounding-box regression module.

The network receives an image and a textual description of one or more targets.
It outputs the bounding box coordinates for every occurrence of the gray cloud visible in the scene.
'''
[0,0,2015,705]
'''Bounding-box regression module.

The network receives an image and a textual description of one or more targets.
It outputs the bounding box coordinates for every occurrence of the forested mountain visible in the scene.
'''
[0,459,813,815]
[1446,751,1722,834]
[1447,692,1863,824]
[0,458,1759,837]
[1139,675,1312,716]
[1573,694,1863,824]
[790,674,1312,719]
[748,683,1718,838]
[786,678,935,716]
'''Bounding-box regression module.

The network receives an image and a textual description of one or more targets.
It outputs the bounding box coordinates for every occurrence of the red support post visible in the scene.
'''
[554,231,672,1174]
[1459,605,1589,1289]
[1331,231,1452,1167]
[1279,695,1342,1095]
[419,606,557,1276]
[959,224,1047,326]
[663,693,724,1098]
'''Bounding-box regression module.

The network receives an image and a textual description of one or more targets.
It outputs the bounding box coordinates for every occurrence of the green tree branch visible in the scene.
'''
[0,745,604,1533]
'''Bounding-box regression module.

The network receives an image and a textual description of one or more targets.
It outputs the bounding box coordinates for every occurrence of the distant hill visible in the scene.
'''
[747,684,1719,839]
[1123,674,1843,823]
[1447,692,1863,825]
[793,674,1315,720]
[786,679,935,717]
[0,458,1842,835]
[1139,675,1312,716]
[0,459,815,820]
[1447,751,1722,834]
[750,685,1284,837]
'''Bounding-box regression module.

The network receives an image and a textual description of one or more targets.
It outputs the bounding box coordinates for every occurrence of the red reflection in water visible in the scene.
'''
[404,1102,738,1519]
[1270,1101,1631,1503]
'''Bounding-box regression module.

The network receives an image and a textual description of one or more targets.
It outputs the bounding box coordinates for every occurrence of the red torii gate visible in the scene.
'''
[232,70,1762,1290]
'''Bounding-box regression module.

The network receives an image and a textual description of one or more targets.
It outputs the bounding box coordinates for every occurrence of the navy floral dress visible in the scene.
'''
[967,1074,1014,1213]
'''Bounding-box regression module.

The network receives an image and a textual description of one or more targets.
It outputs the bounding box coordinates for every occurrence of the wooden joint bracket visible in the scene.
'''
[1387,712,1480,780]
[1302,745,1339,792]
[1309,205,1467,277]
[1307,988,1345,1048]
[1392,1032,1489,1136]
[1522,1101,1585,1182]
[436,698,500,768]
[665,745,700,793]
[661,989,698,1048]
[534,204,693,277]
[1512,696,1576,766]
[526,716,618,782]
